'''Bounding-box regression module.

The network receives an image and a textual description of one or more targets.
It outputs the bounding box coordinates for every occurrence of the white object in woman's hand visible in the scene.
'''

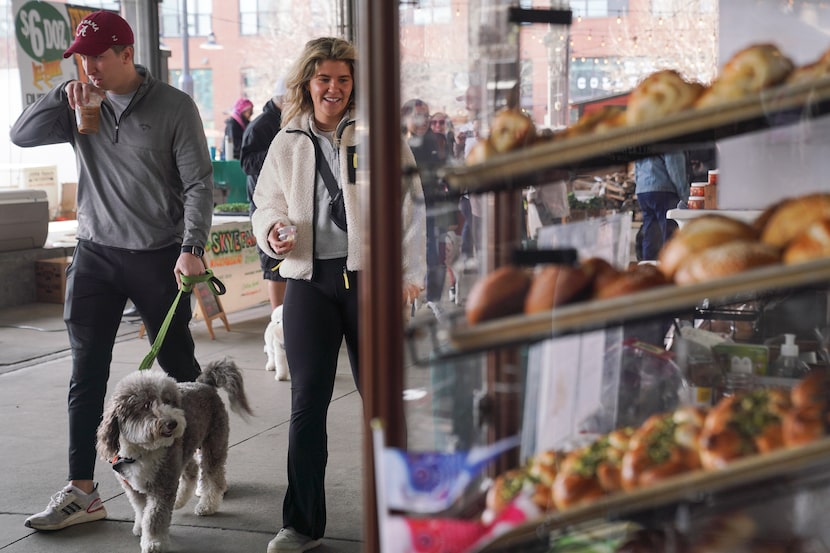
[269,224,296,255]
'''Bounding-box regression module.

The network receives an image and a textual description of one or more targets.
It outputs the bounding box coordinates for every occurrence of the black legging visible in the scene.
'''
[280,257,359,539]
[65,240,201,481]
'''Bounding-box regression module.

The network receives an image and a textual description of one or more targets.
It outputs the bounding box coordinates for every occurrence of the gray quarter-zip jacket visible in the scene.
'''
[10,65,214,251]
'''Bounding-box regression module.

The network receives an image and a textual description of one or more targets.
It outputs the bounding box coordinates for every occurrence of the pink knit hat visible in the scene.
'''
[233,98,254,115]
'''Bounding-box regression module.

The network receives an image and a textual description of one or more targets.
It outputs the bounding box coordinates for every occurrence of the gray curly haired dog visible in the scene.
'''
[96,359,253,553]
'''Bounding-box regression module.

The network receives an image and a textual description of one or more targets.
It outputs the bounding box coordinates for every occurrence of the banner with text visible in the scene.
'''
[13,1,105,107]
[200,217,268,316]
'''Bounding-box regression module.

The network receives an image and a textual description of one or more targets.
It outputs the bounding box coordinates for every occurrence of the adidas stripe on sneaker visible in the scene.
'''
[24,484,107,531]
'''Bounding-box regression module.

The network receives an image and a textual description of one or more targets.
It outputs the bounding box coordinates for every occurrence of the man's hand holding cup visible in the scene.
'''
[66,81,105,135]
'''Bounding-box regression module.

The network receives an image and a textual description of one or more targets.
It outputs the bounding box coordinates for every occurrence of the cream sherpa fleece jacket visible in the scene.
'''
[252,112,426,287]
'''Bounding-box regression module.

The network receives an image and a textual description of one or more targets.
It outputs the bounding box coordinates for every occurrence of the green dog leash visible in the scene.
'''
[138,270,227,371]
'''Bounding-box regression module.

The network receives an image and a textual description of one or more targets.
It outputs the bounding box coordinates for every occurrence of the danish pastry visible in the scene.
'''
[786,47,830,86]
[552,429,633,510]
[620,406,706,490]
[626,69,705,125]
[695,43,794,108]
[698,388,791,469]
[783,368,830,446]
[488,108,536,153]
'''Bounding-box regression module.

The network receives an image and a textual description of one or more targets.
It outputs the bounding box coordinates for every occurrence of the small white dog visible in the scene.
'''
[264,304,290,381]
[97,360,253,553]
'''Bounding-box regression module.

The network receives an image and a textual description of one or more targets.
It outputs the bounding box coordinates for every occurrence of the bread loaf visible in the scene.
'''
[760,193,830,248]
[582,257,622,296]
[524,264,592,314]
[594,263,669,299]
[673,240,779,285]
[626,69,705,126]
[782,218,830,264]
[658,214,759,279]
[465,265,532,324]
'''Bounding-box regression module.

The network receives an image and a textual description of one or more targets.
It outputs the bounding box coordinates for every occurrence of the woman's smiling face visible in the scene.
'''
[308,59,353,130]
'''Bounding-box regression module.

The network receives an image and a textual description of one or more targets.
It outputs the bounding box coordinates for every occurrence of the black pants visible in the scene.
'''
[65,240,201,481]
[425,215,447,302]
[281,258,359,539]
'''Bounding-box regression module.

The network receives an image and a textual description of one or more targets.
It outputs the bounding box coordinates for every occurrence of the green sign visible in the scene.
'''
[15,1,72,61]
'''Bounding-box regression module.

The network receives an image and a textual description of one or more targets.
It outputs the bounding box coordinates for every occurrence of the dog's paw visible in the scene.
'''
[132,521,142,536]
[194,497,221,516]
[265,357,276,371]
[276,368,290,381]
[140,535,168,553]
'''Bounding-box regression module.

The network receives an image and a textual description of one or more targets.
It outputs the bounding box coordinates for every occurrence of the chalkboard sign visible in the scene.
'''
[193,281,230,339]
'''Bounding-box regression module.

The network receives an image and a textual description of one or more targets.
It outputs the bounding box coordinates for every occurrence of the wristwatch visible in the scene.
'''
[181,245,205,257]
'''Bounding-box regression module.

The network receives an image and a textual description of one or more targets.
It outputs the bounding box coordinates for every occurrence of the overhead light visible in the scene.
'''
[200,32,223,50]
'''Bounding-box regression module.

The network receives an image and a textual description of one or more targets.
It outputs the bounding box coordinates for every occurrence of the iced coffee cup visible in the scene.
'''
[75,94,104,135]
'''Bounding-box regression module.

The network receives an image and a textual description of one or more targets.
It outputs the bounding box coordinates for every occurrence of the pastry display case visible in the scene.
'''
[357,2,830,552]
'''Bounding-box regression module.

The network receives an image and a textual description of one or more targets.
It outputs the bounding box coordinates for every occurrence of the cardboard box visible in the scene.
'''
[60,182,77,218]
[36,257,72,304]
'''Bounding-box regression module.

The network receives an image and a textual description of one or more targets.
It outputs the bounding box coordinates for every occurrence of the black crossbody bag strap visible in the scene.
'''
[312,136,341,199]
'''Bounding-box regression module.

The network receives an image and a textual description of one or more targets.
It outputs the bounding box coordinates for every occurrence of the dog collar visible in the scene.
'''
[110,455,136,469]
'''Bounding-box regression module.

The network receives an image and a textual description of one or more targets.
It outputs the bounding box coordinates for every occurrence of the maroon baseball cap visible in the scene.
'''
[63,11,134,59]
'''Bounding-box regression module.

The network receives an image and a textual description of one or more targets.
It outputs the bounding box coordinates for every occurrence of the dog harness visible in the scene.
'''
[110,454,136,469]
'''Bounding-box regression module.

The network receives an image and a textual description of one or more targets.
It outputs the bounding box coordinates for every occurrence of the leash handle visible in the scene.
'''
[138,270,225,371]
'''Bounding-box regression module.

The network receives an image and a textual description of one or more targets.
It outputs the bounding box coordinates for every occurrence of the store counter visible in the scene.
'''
[668,208,762,229]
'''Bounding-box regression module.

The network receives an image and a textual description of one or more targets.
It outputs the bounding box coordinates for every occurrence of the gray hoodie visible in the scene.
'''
[10,65,214,251]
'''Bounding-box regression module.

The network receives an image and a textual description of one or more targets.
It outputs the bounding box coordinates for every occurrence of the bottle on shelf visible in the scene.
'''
[769,334,810,379]
[224,134,234,160]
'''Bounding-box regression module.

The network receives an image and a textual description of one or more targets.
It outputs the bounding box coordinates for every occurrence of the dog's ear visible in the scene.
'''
[96,400,121,461]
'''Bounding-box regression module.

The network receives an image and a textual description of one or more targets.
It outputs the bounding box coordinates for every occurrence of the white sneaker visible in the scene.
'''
[24,484,107,531]
[266,527,322,553]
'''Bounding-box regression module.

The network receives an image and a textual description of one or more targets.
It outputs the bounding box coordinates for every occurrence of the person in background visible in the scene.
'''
[402,98,455,320]
[455,86,483,266]
[10,10,213,531]
[251,37,425,553]
[429,111,454,163]
[240,79,287,309]
[634,152,688,261]
[225,97,254,159]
